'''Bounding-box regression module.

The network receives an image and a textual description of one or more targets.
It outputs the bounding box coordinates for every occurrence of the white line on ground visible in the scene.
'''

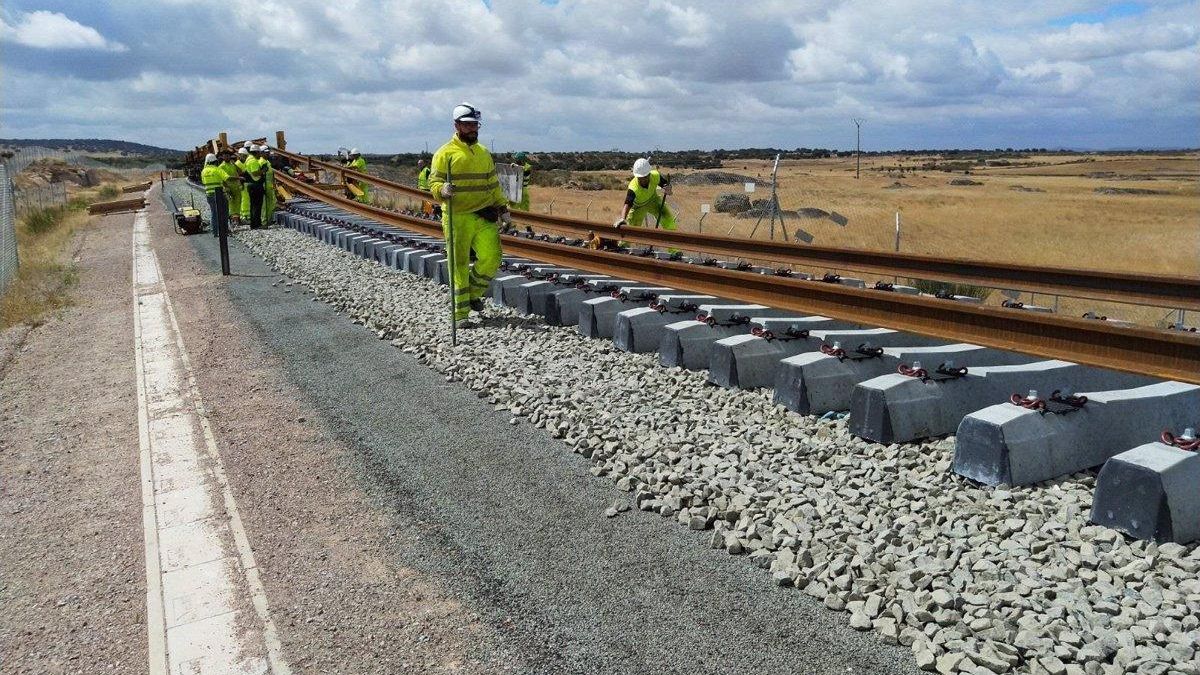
[132,205,290,674]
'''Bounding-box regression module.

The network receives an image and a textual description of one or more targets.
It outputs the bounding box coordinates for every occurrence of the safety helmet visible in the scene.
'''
[252,144,264,152]
[350,147,360,155]
[514,151,527,162]
[452,102,482,124]
[237,147,249,155]
[632,157,652,177]
[204,153,217,163]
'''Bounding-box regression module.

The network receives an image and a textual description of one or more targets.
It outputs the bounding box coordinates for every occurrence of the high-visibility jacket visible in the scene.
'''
[628,170,667,210]
[218,160,242,194]
[346,156,367,173]
[417,166,431,191]
[201,165,226,195]
[429,135,506,215]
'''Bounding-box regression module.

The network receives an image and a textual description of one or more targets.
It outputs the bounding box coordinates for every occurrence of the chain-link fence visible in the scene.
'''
[0,164,17,294]
[13,182,68,217]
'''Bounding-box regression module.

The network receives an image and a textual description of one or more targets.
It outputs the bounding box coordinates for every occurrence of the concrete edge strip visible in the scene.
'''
[154,243,292,674]
[132,212,169,674]
[133,197,291,674]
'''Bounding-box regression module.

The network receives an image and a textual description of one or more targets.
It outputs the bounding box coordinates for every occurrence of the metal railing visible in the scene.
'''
[0,165,17,294]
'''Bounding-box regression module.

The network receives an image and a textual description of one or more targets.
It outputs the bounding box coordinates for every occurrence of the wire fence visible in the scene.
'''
[13,182,68,217]
[0,164,17,294]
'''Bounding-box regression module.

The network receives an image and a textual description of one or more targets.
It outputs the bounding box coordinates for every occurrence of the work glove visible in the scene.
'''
[662,185,672,196]
[613,218,626,229]
[440,183,454,198]
[499,210,513,227]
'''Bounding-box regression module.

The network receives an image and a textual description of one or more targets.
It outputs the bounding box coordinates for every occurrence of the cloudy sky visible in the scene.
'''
[1,1,1197,153]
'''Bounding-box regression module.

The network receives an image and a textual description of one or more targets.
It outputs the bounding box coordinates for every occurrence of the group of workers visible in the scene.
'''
[199,143,282,236]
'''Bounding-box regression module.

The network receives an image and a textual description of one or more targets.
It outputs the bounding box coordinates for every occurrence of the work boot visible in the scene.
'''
[469,299,485,313]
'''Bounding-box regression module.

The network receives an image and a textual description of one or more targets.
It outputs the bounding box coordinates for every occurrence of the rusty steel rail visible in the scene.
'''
[88,196,146,215]
[272,147,1200,312]
[276,171,1200,384]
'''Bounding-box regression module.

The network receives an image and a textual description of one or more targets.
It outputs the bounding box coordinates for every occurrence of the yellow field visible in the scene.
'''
[513,153,1198,325]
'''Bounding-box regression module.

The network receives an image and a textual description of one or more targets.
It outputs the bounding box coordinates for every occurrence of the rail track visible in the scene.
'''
[273,147,1200,313]
[273,167,1200,385]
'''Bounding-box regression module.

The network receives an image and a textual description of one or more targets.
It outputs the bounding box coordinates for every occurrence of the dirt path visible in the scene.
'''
[0,210,148,674]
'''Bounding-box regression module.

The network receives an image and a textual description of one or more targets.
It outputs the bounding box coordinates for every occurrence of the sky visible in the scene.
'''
[1,0,1197,154]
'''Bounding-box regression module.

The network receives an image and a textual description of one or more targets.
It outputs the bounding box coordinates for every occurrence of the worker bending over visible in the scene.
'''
[428,102,512,328]
[614,158,676,232]
[344,148,370,203]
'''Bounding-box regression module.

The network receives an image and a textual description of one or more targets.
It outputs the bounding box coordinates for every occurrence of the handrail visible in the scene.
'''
[272,147,1199,312]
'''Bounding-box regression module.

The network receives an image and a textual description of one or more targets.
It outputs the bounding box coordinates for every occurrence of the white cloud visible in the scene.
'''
[0,10,127,52]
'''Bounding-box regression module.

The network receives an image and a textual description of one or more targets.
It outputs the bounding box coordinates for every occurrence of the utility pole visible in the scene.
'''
[852,118,864,179]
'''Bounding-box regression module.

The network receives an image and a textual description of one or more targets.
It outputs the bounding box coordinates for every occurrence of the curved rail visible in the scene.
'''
[274,147,1200,312]
[276,170,1200,384]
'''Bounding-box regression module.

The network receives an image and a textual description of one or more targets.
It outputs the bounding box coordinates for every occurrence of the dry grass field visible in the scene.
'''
[503,153,1198,325]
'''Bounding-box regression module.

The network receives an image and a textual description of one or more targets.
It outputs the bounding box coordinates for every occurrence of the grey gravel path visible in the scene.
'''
[185,228,919,673]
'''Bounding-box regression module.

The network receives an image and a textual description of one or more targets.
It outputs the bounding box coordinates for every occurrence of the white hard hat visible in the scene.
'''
[237,147,249,155]
[204,153,217,163]
[632,157,652,177]
[350,147,360,155]
[251,144,263,152]
[452,102,482,124]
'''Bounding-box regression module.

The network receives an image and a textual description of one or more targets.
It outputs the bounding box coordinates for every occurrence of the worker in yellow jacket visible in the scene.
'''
[428,102,512,328]
[217,151,243,226]
[200,153,230,238]
[234,146,251,222]
[255,145,276,226]
[344,148,370,203]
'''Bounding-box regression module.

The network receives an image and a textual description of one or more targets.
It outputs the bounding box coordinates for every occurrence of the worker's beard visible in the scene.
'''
[457,127,479,145]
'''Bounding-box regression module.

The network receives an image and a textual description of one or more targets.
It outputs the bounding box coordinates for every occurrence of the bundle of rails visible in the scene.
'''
[272,147,1200,313]
[274,169,1200,385]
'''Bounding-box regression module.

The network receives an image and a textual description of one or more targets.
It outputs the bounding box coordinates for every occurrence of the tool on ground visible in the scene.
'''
[170,194,204,235]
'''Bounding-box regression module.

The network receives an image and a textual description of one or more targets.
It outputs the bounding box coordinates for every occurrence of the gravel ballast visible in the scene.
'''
[238,223,1200,675]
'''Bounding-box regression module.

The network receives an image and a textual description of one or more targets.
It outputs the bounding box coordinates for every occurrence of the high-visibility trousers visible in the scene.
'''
[263,178,277,225]
[515,187,530,212]
[356,181,371,204]
[226,186,242,220]
[239,184,251,220]
[628,199,677,230]
[442,209,502,321]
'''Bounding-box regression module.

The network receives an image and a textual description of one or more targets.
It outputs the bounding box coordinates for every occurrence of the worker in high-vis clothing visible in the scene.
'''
[428,102,512,328]
[344,148,370,203]
[511,151,532,211]
[256,145,276,226]
[218,150,243,227]
[233,146,251,223]
[242,145,267,230]
[201,153,230,238]
[417,158,431,191]
[614,157,676,232]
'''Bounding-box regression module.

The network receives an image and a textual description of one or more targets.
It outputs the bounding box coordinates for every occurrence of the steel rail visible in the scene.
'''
[276,171,1200,384]
[272,147,1200,312]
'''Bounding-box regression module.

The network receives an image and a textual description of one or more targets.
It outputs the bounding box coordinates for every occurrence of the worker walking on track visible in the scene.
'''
[512,151,532,211]
[614,157,676,233]
[345,148,370,203]
[428,102,512,328]
[201,153,230,238]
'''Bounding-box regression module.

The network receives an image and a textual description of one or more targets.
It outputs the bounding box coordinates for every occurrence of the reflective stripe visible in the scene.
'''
[454,182,500,193]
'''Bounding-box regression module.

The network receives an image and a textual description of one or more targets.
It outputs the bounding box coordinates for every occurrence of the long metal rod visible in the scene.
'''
[273,147,1199,311]
[276,172,1200,384]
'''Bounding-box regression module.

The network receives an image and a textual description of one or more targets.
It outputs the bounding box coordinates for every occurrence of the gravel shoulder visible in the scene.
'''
[174,189,920,673]
[0,210,148,674]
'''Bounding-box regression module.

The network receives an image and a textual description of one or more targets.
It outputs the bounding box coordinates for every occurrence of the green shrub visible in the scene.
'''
[98,184,120,199]
[23,206,68,235]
